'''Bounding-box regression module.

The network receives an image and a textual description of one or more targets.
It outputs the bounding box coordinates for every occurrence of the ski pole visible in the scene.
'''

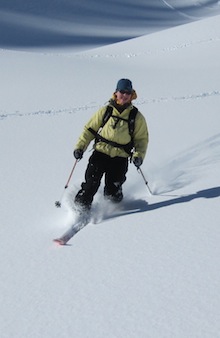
[55,159,79,208]
[137,167,153,195]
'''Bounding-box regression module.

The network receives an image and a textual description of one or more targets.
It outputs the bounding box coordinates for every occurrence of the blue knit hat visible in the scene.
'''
[116,79,133,93]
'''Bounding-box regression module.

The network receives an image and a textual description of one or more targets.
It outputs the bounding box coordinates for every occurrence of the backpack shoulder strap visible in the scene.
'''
[101,105,113,128]
[88,105,138,156]
[102,105,138,133]
[128,106,138,136]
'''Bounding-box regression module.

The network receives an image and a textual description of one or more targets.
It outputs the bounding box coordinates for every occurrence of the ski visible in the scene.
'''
[53,217,89,245]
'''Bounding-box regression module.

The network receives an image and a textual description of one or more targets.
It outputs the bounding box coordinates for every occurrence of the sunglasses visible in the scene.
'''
[119,90,132,95]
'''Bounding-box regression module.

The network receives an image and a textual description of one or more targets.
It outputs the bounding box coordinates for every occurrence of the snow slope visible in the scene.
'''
[1,0,220,50]
[1,7,220,338]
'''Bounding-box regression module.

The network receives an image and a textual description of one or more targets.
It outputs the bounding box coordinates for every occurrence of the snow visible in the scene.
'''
[1,1,220,337]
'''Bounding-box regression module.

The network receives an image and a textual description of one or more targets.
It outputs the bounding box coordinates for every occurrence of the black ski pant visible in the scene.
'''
[75,150,128,207]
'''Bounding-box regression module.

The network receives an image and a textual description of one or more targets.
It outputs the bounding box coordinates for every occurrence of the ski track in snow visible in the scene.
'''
[75,35,220,59]
[0,90,220,121]
[1,33,219,120]
[161,0,205,20]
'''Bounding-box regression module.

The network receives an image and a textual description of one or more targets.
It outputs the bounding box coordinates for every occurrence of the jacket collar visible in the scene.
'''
[109,99,132,113]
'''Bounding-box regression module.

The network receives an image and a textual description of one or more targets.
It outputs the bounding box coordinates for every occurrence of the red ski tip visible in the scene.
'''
[53,238,66,246]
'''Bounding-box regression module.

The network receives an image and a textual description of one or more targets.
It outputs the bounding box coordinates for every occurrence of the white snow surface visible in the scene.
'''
[0,2,220,338]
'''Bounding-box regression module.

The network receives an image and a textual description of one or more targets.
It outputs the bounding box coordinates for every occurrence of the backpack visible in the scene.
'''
[88,105,138,156]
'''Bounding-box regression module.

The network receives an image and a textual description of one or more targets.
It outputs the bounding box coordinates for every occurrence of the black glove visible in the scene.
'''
[133,157,143,168]
[73,149,83,160]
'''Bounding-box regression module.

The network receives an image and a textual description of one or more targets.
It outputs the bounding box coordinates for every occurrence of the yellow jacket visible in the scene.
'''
[75,102,149,159]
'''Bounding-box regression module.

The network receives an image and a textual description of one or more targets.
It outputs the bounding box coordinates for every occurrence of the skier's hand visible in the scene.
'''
[133,157,143,168]
[73,149,83,160]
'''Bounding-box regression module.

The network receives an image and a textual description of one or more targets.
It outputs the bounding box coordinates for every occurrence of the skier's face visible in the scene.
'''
[116,90,132,105]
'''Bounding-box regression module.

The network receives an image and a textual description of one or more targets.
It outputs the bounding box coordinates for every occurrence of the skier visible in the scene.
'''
[73,78,149,213]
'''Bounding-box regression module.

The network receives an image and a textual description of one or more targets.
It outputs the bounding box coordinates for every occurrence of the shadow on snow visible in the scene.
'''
[102,186,220,220]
